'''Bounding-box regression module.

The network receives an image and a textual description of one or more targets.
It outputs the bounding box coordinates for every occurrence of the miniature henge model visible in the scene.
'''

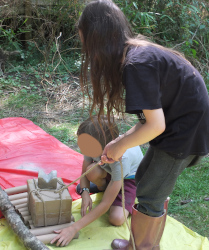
[4,182,79,245]
[38,170,58,189]
[27,170,72,227]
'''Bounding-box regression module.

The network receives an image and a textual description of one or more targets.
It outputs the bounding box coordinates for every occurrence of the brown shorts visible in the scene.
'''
[106,174,136,214]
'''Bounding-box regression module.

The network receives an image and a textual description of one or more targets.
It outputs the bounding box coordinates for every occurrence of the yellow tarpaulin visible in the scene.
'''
[0,193,208,250]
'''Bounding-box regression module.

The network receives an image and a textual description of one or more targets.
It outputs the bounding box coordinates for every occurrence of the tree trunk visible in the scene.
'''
[0,186,50,250]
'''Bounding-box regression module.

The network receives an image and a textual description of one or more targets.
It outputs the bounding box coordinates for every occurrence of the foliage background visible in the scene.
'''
[0,0,209,239]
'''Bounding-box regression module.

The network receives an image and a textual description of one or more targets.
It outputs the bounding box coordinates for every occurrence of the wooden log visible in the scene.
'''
[37,232,78,244]
[30,224,35,229]
[4,185,27,195]
[9,192,28,201]
[18,207,29,213]
[28,221,35,229]
[28,219,33,225]
[21,210,30,216]
[0,186,50,250]
[11,198,28,206]
[30,222,79,238]
[37,233,58,244]
[22,215,32,222]
[15,203,28,209]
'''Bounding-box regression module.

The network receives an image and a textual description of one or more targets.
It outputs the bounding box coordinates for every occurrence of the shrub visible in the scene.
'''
[115,0,209,85]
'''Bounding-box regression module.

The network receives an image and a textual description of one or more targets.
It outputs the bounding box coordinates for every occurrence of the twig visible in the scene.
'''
[52,32,63,72]
[172,25,200,49]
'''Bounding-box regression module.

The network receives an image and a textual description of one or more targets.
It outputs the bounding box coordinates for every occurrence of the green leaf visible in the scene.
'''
[188,5,200,13]
[21,89,28,93]
[193,40,199,45]
[191,49,196,57]
[133,2,138,10]
[160,15,175,23]
[200,25,205,30]
[22,18,28,25]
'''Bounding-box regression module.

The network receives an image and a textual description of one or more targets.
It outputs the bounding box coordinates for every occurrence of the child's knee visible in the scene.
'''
[108,213,126,226]
[85,171,94,182]
[85,163,97,181]
[86,163,106,183]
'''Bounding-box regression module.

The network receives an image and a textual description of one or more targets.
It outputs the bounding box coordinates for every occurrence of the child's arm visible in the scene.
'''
[101,108,165,163]
[80,158,93,216]
[50,179,121,247]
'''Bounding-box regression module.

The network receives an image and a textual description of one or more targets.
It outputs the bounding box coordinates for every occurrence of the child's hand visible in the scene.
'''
[81,192,92,216]
[101,140,124,163]
[100,154,115,164]
[50,226,77,247]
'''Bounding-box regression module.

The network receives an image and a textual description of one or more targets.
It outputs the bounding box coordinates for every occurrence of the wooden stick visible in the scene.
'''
[37,232,79,244]
[28,220,35,229]
[0,186,50,250]
[4,185,27,195]
[21,210,30,216]
[15,203,28,209]
[71,214,75,222]
[11,198,28,206]
[18,207,29,213]
[28,219,33,225]
[22,215,32,222]
[9,192,28,201]
[37,233,60,244]
[30,222,79,237]
[55,161,101,194]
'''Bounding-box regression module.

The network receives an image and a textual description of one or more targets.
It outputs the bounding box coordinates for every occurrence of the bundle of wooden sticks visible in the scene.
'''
[0,184,78,249]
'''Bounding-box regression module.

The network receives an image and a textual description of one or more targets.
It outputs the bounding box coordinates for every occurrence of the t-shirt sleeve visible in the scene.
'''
[120,154,132,177]
[109,151,134,181]
[109,161,122,181]
[123,63,162,113]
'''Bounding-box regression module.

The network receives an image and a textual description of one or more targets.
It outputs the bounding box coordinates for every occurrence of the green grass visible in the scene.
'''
[169,158,209,237]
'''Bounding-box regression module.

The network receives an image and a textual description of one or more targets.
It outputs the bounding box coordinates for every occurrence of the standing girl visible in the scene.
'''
[77,0,209,249]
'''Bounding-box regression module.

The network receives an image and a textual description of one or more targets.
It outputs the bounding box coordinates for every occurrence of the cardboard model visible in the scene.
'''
[27,172,72,227]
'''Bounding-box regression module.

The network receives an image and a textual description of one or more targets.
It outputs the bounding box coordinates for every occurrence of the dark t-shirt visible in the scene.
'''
[123,45,209,158]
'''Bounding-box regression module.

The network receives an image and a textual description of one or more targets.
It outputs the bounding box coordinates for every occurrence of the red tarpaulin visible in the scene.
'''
[0,117,83,202]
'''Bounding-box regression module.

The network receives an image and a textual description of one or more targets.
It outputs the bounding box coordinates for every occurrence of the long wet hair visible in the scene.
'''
[77,0,188,123]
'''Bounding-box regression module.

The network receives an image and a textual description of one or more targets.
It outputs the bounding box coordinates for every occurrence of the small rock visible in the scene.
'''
[180,199,192,205]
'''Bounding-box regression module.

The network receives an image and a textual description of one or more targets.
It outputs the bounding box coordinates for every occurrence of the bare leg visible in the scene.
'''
[86,163,107,191]
[109,205,129,226]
